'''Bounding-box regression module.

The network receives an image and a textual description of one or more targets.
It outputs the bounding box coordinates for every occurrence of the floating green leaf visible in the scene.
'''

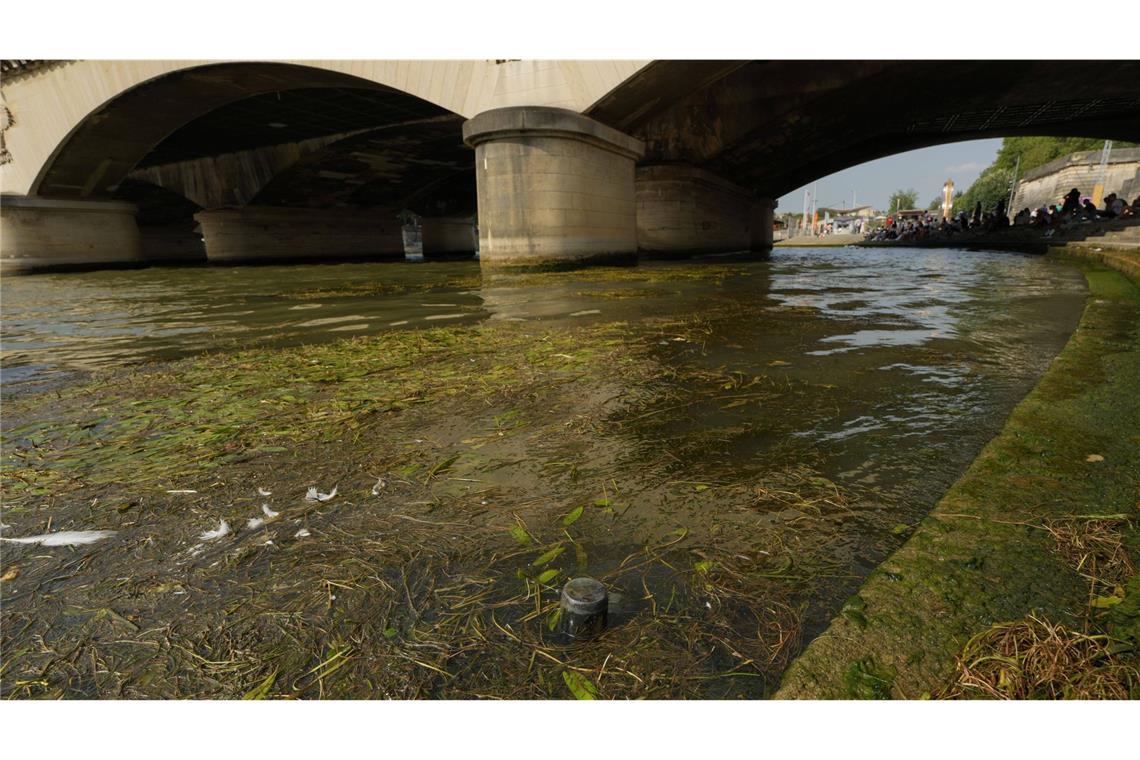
[537,569,560,584]
[562,670,598,700]
[509,524,532,546]
[562,505,584,526]
[532,546,565,567]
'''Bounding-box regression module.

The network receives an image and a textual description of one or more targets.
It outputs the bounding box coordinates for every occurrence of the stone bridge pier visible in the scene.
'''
[0,197,143,272]
[635,163,774,259]
[463,107,645,269]
[750,197,776,255]
[420,216,477,259]
[192,206,405,264]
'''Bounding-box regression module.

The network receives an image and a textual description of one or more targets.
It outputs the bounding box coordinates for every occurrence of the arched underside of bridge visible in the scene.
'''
[588,59,1140,198]
[31,63,455,199]
[4,59,1140,273]
[113,83,480,263]
[3,62,485,269]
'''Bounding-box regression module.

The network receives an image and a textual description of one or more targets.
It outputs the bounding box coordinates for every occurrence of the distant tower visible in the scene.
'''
[942,179,955,220]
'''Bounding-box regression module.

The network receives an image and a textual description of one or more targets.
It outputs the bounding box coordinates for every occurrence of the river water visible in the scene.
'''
[0,247,1089,698]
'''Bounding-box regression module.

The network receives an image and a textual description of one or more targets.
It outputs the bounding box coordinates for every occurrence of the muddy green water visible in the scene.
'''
[0,248,1089,698]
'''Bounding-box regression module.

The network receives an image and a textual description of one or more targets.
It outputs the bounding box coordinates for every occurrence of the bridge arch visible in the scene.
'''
[1,59,651,200]
[25,61,466,201]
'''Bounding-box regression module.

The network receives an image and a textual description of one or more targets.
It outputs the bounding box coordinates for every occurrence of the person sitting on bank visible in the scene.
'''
[1100,193,1124,218]
[1121,195,1140,219]
[1081,198,1100,220]
[1060,188,1081,216]
[1013,207,1032,225]
[990,198,1009,229]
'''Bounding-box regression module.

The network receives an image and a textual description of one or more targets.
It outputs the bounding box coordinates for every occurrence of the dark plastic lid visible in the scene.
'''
[561,577,607,615]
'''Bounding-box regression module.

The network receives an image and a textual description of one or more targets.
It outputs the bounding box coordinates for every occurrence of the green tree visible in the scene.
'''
[887,188,919,214]
[927,197,943,212]
[953,165,1014,216]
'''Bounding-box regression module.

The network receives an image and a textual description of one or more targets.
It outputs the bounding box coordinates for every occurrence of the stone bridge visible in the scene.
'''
[2,59,1139,272]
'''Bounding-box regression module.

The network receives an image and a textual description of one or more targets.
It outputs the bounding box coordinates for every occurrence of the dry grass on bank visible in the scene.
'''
[1042,516,1135,597]
[940,515,1137,700]
[937,616,1138,699]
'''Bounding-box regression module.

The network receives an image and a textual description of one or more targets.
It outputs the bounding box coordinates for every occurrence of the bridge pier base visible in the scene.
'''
[749,198,776,259]
[463,107,644,270]
[139,221,207,264]
[194,206,405,264]
[635,164,755,258]
[421,216,476,260]
[0,197,142,274]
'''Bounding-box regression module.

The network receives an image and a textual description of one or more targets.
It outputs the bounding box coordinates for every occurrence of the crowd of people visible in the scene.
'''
[864,187,1140,243]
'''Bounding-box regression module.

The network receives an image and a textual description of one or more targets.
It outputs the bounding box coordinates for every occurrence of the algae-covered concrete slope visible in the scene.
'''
[776,248,1140,699]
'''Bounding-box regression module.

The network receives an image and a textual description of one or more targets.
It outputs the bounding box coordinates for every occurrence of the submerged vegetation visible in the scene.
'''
[2,251,1125,700]
[0,263,866,699]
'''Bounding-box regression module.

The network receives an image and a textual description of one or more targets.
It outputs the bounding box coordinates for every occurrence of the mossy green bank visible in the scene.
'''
[776,248,1140,699]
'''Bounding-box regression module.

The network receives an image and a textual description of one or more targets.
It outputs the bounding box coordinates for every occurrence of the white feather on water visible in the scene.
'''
[166,490,198,494]
[305,486,337,502]
[199,520,230,541]
[371,477,387,496]
[257,487,272,496]
[247,505,279,530]
[294,528,311,538]
[1,530,116,547]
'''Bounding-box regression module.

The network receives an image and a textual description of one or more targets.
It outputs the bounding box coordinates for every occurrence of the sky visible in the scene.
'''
[776,138,1003,214]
